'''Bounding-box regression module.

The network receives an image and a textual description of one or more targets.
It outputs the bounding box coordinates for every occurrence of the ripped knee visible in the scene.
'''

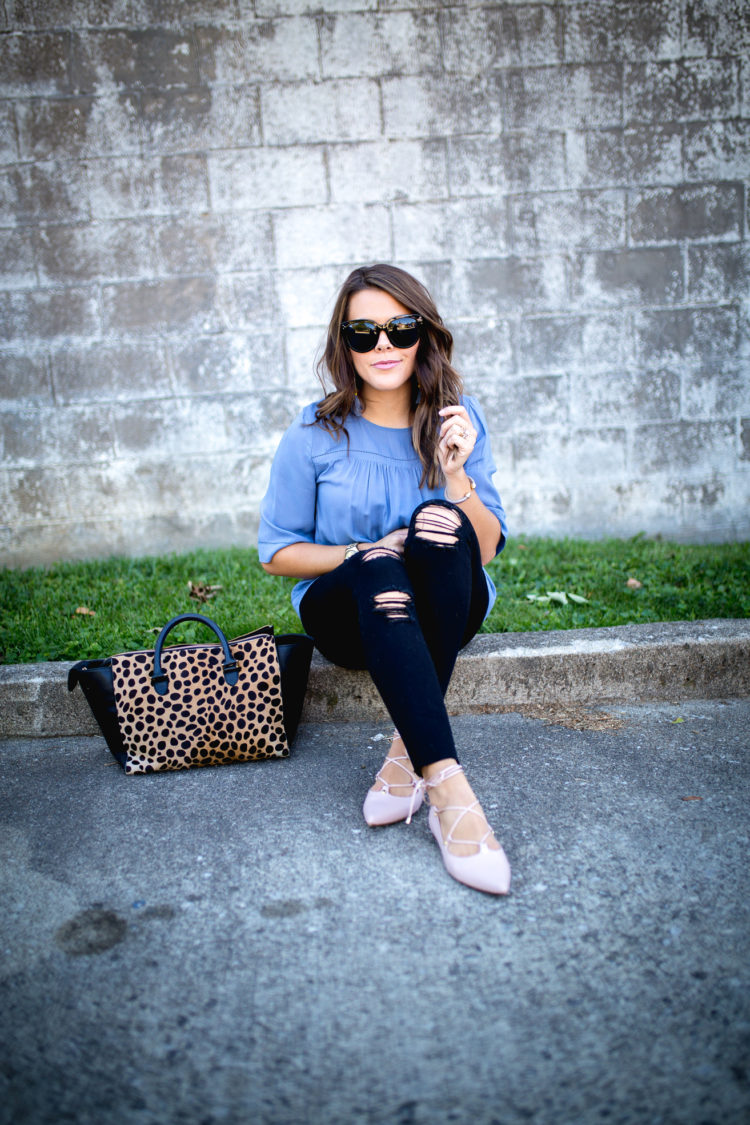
[413,503,462,547]
[372,590,412,622]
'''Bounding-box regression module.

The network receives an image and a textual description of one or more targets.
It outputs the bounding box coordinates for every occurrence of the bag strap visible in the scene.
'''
[151,613,239,695]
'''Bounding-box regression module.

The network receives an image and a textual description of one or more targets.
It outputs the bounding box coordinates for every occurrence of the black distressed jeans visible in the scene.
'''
[299,500,489,774]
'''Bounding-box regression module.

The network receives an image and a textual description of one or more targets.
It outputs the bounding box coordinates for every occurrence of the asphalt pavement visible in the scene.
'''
[2,700,749,1125]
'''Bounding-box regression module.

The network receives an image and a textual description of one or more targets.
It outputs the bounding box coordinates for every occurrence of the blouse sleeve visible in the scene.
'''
[257,410,317,563]
[463,395,508,556]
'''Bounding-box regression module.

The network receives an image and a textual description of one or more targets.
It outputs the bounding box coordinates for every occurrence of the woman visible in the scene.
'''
[258,264,510,895]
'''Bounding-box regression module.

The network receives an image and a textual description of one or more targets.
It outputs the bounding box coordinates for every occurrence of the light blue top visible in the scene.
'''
[258,394,507,619]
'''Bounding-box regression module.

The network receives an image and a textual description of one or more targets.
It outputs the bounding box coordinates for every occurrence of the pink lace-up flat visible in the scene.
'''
[425,763,511,895]
[362,732,424,827]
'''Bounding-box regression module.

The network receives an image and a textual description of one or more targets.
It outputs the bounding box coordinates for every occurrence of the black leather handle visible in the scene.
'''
[151,613,238,695]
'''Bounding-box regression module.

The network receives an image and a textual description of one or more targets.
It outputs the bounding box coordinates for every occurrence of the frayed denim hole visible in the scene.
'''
[372,590,412,622]
[413,504,461,547]
[360,547,403,563]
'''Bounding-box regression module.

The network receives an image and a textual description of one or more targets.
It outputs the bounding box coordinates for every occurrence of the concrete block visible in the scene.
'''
[741,58,750,119]
[519,312,631,373]
[510,190,625,252]
[0,404,113,467]
[504,64,622,130]
[571,247,684,307]
[141,86,261,155]
[382,74,503,138]
[571,367,681,425]
[319,10,441,79]
[623,124,684,183]
[0,31,71,96]
[87,155,209,219]
[633,420,737,475]
[170,332,285,396]
[481,374,568,431]
[100,276,221,335]
[220,271,280,330]
[682,363,750,419]
[512,425,627,480]
[112,399,228,459]
[684,121,750,181]
[519,315,583,372]
[208,148,327,212]
[0,352,52,403]
[276,266,342,329]
[284,326,326,399]
[0,229,37,288]
[15,93,141,161]
[195,20,319,85]
[635,306,739,367]
[742,419,750,462]
[224,393,301,456]
[564,0,681,62]
[328,139,448,204]
[630,184,742,246]
[685,0,750,57]
[0,287,99,343]
[257,0,375,12]
[624,59,739,123]
[392,199,508,262]
[33,219,158,284]
[0,465,70,524]
[0,102,19,164]
[72,28,200,93]
[441,3,562,72]
[274,204,391,270]
[687,244,750,302]
[455,256,567,317]
[50,341,172,404]
[449,320,514,382]
[449,132,566,195]
[262,79,381,145]
[2,159,91,223]
[156,212,273,277]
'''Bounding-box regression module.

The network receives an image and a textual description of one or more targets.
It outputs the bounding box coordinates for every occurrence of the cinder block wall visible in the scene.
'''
[1,0,748,567]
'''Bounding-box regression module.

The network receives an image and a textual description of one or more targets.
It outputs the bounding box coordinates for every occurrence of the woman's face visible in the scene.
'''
[345,288,419,402]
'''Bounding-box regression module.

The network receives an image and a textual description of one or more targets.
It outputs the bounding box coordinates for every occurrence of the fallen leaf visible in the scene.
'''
[547,591,569,605]
[671,717,685,724]
[626,577,642,589]
[74,606,96,617]
[188,580,223,603]
[681,796,703,801]
[568,592,590,604]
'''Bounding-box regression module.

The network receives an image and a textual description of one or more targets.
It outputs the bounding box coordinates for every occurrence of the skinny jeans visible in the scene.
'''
[298,500,489,775]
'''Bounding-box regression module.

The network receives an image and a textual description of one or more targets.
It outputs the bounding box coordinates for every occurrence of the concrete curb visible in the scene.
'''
[1,619,748,739]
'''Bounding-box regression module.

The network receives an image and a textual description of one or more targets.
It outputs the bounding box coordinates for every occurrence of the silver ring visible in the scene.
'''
[460,428,468,439]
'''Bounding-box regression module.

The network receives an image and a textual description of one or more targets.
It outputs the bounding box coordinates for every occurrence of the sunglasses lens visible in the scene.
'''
[342,321,379,353]
[386,316,420,348]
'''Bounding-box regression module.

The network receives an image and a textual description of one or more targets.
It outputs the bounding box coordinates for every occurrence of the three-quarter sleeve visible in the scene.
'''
[257,411,317,564]
[463,395,508,555]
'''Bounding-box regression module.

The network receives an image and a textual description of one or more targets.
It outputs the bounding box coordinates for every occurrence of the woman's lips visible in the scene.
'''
[372,359,400,369]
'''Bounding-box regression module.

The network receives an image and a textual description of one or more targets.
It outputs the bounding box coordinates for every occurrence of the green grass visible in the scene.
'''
[1,537,748,665]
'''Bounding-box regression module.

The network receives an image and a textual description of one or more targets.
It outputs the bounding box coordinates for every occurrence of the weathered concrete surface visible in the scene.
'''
[1,620,749,738]
[1,701,749,1125]
[2,1,749,566]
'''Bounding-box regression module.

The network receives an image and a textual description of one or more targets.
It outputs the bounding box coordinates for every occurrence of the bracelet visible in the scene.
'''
[344,542,360,560]
[445,476,476,504]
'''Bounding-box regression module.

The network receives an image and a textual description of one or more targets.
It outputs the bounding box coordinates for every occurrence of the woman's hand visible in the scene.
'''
[437,405,477,479]
[368,528,408,555]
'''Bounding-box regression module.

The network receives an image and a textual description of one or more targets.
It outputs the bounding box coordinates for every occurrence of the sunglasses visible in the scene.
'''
[340,314,423,353]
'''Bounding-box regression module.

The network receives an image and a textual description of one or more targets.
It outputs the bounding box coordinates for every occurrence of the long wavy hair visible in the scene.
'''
[314,263,463,489]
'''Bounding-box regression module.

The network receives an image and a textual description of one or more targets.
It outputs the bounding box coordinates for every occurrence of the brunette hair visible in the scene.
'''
[314,263,463,489]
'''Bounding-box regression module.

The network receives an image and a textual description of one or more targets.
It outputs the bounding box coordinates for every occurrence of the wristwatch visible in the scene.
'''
[344,542,360,560]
